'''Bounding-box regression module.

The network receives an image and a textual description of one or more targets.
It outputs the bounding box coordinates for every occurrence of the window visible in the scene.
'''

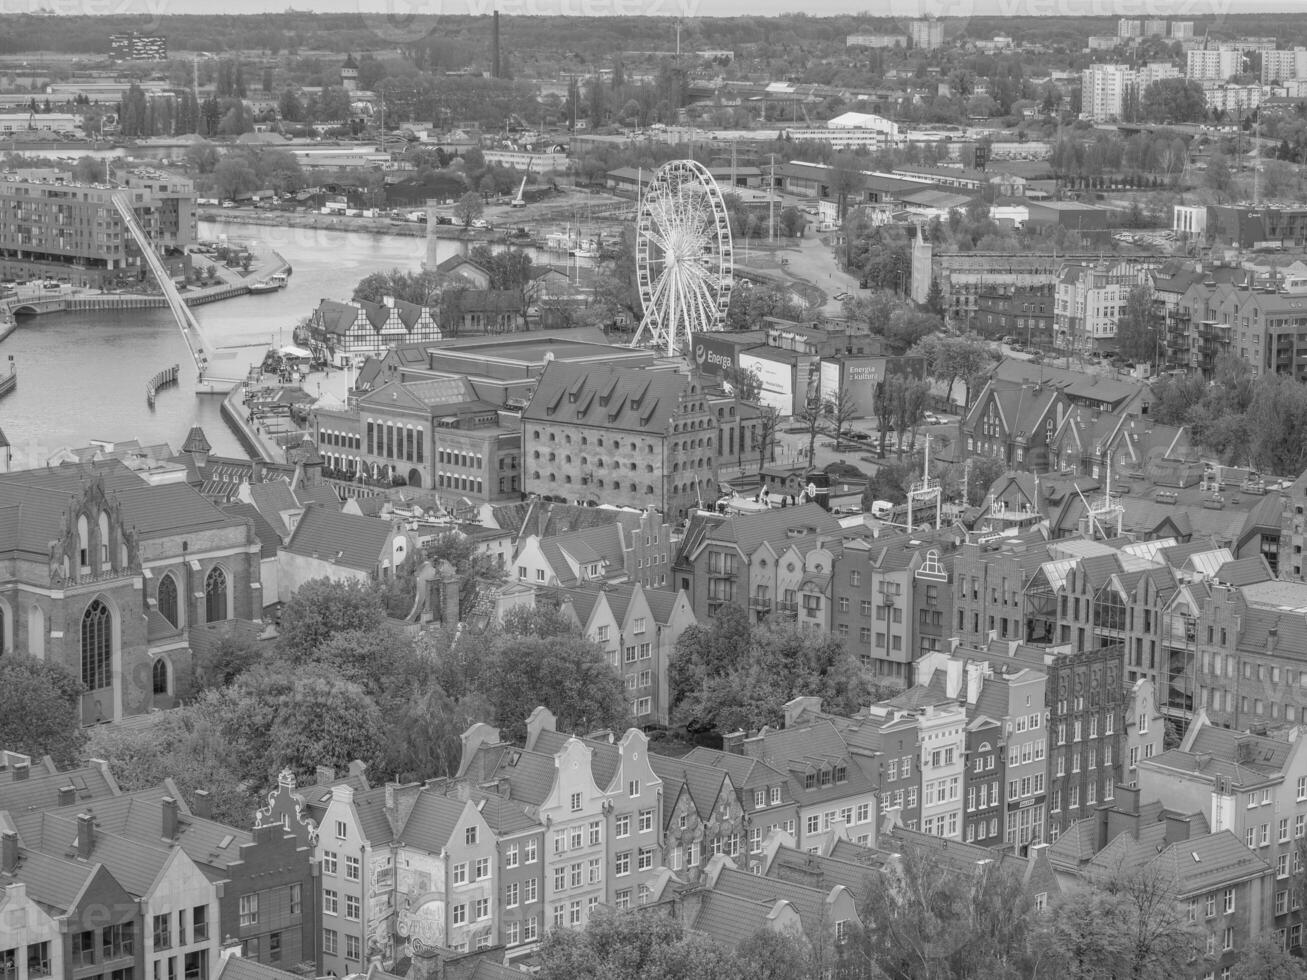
[204,566,228,623]
[241,893,259,925]
[504,921,520,946]
[638,847,654,871]
[465,826,478,845]
[322,890,337,916]
[506,843,519,867]
[1224,888,1235,914]
[616,851,631,876]
[553,866,566,892]
[452,904,466,926]
[81,598,113,691]
[525,839,538,863]
[589,821,601,846]
[157,574,179,628]
[475,857,490,880]
[335,820,347,840]
[616,814,630,838]
[25,942,49,980]
[628,779,641,797]
[322,930,337,957]
[72,932,95,968]
[103,924,133,960]
[153,914,171,950]
[639,809,654,833]
[570,792,582,812]
[524,877,537,903]
[345,855,360,881]
[474,899,490,920]
[453,862,467,885]
[770,786,781,805]
[322,850,338,875]
[523,916,538,942]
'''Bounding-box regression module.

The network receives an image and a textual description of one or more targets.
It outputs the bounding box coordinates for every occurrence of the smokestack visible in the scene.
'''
[193,790,212,820]
[58,786,76,807]
[493,11,501,79]
[76,813,95,860]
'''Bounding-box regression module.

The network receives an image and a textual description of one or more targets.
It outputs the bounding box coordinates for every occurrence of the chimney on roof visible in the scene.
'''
[193,790,212,820]
[347,760,368,779]
[76,813,94,860]
[722,730,746,755]
[384,782,422,833]
[12,761,28,781]
[1163,812,1192,845]
[1268,627,1278,653]
[783,696,822,728]
[58,786,76,807]
[162,796,179,840]
[0,830,16,874]
[316,765,336,786]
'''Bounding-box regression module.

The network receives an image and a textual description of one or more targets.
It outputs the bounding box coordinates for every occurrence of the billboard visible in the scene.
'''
[841,357,886,417]
[739,351,794,415]
[819,361,841,404]
[691,334,738,378]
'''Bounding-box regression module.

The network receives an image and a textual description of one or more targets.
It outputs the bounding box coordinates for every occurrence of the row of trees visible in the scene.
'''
[534,844,1306,980]
[1151,357,1307,476]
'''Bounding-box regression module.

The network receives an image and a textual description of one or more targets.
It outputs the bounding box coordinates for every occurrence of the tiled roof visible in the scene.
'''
[700,503,840,558]
[215,956,306,980]
[1213,556,1273,587]
[462,745,557,806]
[650,755,730,822]
[14,809,172,897]
[767,844,885,893]
[0,761,118,815]
[221,502,282,558]
[352,786,397,846]
[1148,830,1269,895]
[539,523,628,586]
[644,587,681,625]
[467,790,541,836]
[396,790,466,852]
[529,729,620,790]
[692,889,789,947]
[283,505,394,571]
[713,865,842,938]
[522,360,691,434]
[4,847,101,912]
[682,748,787,791]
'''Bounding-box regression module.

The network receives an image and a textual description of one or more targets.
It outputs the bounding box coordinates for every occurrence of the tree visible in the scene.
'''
[669,603,753,712]
[420,528,507,620]
[352,268,444,306]
[672,619,875,734]
[1115,284,1158,364]
[1204,153,1233,196]
[434,630,629,744]
[536,907,745,980]
[756,405,780,475]
[828,152,863,222]
[912,333,997,409]
[276,578,386,662]
[194,632,261,691]
[0,656,86,767]
[1247,373,1307,476]
[779,206,806,238]
[453,190,484,227]
[1141,78,1206,123]
[86,710,252,825]
[1231,933,1307,980]
[828,381,859,448]
[798,393,825,470]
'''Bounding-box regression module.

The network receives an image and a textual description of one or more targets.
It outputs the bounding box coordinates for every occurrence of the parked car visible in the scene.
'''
[834,291,850,301]
[923,411,943,425]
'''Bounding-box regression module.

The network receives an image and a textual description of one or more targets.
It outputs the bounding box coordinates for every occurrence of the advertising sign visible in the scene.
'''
[819,361,841,404]
[739,351,793,415]
[691,334,738,378]
[841,357,885,417]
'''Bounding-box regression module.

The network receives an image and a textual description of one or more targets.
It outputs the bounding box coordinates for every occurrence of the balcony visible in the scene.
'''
[749,596,772,610]
[775,601,798,614]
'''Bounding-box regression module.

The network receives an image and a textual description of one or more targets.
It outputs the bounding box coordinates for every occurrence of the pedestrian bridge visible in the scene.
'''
[1,291,70,317]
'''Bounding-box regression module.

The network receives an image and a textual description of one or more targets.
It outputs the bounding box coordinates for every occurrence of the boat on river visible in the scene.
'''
[247,280,280,294]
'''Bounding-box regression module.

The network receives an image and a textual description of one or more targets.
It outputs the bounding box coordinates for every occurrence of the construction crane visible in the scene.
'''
[510,157,533,208]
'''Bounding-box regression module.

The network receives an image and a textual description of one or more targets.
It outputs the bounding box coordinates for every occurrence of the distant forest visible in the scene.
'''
[6,12,1307,62]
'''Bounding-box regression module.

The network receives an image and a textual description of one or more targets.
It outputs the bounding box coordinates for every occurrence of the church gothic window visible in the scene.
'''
[81,599,112,691]
[205,566,229,623]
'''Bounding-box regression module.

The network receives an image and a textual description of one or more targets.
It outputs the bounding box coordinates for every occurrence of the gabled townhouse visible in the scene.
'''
[312,781,395,976]
[674,503,842,623]
[705,860,861,950]
[1047,405,1192,480]
[849,705,922,834]
[11,808,219,980]
[649,754,745,885]
[682,745,800,870]
[963,715,1005,846]
[558,581,696,726]
[513,509,672,589]
[740,703,879,852]
[0,832,138,980]
[523,711,663,912]
[457,721,609,934]
[308,297,443,362]
[960,379,1066,471]
[1137,712,1307,950]
[389,784,498,956]
[277,505,416,604]
[883,690,966,841]
[760,833,886,902]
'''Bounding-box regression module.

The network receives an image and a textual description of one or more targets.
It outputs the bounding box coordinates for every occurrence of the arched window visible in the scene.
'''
[152,658,169,696]
[158,574,179,628]
[205,566,229,623]
[98,511,110,565]
[0,604,5,653]
[81,599,112,691]
[77,514,89,568]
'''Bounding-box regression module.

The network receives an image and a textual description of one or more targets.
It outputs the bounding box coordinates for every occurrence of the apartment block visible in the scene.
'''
[1262,48,1307,84]
[910,18,944,50]
[1054,260,1152,353]
[1187,47,1242,82]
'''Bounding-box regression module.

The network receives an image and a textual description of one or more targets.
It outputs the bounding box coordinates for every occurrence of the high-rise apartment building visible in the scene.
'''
[110,32,167,60]
[1118,18,1142,38]
[1262,48,1307,84]
[1187,47,1242,82]
[910,19,944,51]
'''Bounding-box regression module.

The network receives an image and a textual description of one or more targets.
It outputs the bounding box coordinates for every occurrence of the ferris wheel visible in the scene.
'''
[631,159,734,359]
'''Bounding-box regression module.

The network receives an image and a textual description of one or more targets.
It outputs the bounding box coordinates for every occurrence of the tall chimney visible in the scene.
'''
[162,797,179,840]
[492,10,501,79]
[1,830,17,874]
[76,813,95,860]
[193,790,212,820]
[12,761,28,781]
[58,786,76,807]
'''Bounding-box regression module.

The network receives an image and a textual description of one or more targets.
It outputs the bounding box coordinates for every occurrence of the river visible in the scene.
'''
[0,220,442,468]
